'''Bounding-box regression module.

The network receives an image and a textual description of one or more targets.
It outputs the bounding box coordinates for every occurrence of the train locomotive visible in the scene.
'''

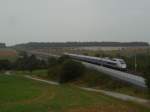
[65,53,127,70]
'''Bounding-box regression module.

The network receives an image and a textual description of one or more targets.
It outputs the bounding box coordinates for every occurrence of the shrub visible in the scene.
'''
[48,65,62,81]
[48,57,58,67]
[58,55,71,64]
[143,63,150,94]
[95,53,100,57]
[59,60,85,83]
[14,53,47,72]
[0,59,12,71]
[145,74,150,93]
[47,56,86,83]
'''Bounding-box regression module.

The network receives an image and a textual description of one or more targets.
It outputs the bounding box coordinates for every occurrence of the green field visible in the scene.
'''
[0,74,150,112]
[0,56,18,62]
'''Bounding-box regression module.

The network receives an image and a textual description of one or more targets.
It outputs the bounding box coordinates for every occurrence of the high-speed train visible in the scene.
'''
[65,53,127,70]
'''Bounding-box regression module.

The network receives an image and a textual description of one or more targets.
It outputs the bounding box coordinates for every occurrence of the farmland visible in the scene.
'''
[0,74,150,112]
[0,48,18,61]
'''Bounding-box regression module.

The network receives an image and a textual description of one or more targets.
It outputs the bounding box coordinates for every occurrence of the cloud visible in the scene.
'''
[0,0,150,45]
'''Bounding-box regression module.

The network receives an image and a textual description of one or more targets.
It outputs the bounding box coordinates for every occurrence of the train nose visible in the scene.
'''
[122,64,127,69]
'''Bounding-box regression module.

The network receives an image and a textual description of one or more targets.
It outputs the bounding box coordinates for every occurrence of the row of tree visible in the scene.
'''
[14,42,149,50]
[0,43,6,48]
[0,53,47,72]
[0,52,85,83]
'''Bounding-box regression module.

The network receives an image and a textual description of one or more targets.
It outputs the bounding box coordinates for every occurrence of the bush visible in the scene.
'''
[48,57,58,67]
[48,65,62,81]
[14,53,47,72]
[95,53,100,57]
[47,56,86,83]
[0,59,12,71]
[26,55,39,72]
[143,63,150,94]
[145,74,150,92]
[59,60,85,83]
[58,55,71,64]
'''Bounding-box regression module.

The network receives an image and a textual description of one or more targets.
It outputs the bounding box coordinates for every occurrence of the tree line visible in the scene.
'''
[13,42,149,50]
[0,43,6,48]
[0,52,47,72]
[0,52,85,83]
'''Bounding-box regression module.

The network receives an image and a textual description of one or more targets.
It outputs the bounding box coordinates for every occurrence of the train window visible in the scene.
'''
[120,61,125,64]
[107,62,117,65]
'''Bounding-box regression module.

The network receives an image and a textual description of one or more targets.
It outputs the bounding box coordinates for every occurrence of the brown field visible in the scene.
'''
[0,49,17,57]
[0,49,18,61]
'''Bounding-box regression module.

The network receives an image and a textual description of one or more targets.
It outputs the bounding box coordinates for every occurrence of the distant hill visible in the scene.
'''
[0,43,6,48]
[13,42,149,50]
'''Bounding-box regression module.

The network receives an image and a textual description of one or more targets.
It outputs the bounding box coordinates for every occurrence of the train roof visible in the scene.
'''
[65,53,119,63]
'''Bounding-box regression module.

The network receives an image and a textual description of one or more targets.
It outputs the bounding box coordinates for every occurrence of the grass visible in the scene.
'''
[0,73,150,112]
[0,56,18,61]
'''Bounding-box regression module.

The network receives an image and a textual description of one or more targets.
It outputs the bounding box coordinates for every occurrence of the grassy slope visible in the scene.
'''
[0,74,149,112]
[0,56,18,62]
[75,69,149,99]
[29,69,149,99]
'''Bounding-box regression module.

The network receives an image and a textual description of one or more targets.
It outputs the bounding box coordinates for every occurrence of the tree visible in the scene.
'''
[14,53,47,72]
[0,60,12,71]
[59,60,85,83]
[48,65,61,81]
[143,61,150,94]
[95,53,100,57]
[58,55,71,64]
[48,57,58,67]
[0,43,6,48]
[145,73,150,93]
[26,55,39,72]
[38,60,47,69]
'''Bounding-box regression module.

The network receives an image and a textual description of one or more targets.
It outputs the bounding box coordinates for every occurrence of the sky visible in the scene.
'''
[0,0,150,45]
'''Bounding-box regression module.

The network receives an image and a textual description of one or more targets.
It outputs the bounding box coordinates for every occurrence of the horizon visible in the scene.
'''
[3,40,150,46]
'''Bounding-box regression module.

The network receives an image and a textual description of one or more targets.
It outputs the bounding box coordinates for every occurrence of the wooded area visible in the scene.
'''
[0,43,6,48]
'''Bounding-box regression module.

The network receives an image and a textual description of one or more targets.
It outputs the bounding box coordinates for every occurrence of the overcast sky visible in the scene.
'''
[0,0,150,45]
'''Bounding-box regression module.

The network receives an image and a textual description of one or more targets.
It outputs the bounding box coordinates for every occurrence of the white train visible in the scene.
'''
[65,53,127,70]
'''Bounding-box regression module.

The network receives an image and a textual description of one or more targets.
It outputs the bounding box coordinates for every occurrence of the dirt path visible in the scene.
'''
[24,75,59,85]
[79,87,149,104]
